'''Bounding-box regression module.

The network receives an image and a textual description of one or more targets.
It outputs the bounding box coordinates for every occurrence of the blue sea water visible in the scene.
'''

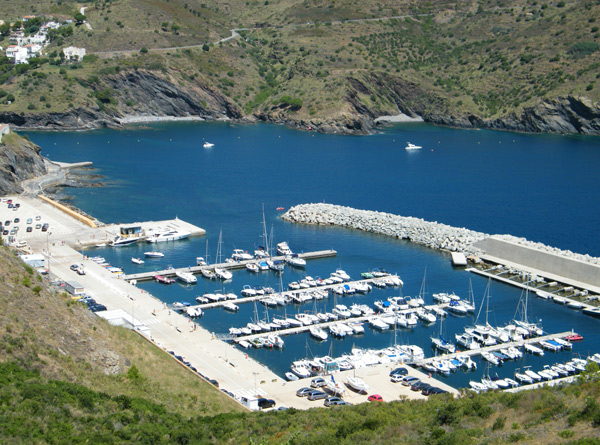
[25,122,600,390]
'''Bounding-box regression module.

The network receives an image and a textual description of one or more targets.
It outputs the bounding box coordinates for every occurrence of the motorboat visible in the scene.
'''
[504,378,520,388]
[524,343,544,356]
[369,317,390,330]
[203,141,214,148]
[346,376,369,393]
[285,372,299,381]
[144,251,164,258]
[431,336,456,354]
[196,256,207,266]
[405,142,422,150]
[515,372,533,384]
[241,285,257,297]
[214,267,233,280]
[231,249,254,261]
[175,271,197,284]
[416,307,436,324]
[110,234,144,247]
[285,254,306,268]
[481,351,501,365]
[131,257,144,265]
[469,381,487,392]
[146,229,191,243]
[201,268,216,279]
[222,302,239,312]
[332,269,351,281]
[481,376,499,390]
[155,275,175,284]
[276,241,292,255]
[246,262,260,273]
[309,327,328,341]
[291,361,312,379]
[267,334,285,349]
[455,333,481,350]
[267,259,285,271]
[524,369,542,382]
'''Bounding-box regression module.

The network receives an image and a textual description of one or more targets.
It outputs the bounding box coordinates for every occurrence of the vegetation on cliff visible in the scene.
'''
[0,0,599,133]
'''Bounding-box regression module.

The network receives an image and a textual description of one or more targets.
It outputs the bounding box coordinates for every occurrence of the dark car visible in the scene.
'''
[411,381,431,392]
[89,304,107,312]
[389,367,408,377]
[296,387,314,397]
[14,203,20,208]
[4,220,10,226]
[208,379,219,387]
[26,226,32,232]
[423,387,448,396]
[324,396,344,407]
[14,218,19,223]
[7,203,13,209]
[307,391,328,401]
[41,226,48,232]
[257,398,276,409]
[2,230,7,236]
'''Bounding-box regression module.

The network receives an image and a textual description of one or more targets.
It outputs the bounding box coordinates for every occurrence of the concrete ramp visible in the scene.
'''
[473,237,600,292]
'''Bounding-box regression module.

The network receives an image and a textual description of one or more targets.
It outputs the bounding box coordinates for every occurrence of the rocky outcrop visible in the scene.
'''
[427,96,600,136]
[0,130,47,195]
[282,203,488,255]
[103,69,243,121]
[0,108,120,131]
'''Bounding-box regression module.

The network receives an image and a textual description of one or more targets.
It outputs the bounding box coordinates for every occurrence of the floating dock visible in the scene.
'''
[122,250,337,282]
[417,331,575,365]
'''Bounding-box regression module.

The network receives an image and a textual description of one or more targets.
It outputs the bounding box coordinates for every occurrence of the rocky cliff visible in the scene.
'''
[0,130,47,195]
[0,68,598,136]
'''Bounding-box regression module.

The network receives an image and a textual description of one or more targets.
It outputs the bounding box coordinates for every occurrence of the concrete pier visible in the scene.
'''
[122,250,337,282]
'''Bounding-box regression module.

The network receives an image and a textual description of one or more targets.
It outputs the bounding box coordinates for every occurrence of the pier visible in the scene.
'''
[230,302,452,343]
[176,276,395,311]
[417,331,575,365]
[122,250,337,282]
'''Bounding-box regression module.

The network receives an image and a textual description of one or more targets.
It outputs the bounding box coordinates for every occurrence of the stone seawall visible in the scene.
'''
[282,204,600,267]
[282,203,488,255]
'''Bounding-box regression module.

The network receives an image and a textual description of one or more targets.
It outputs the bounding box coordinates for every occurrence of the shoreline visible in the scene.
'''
[117,115,209,125]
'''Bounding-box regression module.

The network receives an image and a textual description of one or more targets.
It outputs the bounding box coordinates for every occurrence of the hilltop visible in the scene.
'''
[0,0,599,135]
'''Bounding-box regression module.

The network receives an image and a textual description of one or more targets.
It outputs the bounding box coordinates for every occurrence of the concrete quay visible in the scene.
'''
[122,250,337,282]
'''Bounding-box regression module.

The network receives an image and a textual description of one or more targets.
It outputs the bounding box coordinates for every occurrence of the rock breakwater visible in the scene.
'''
[282,203,488,255]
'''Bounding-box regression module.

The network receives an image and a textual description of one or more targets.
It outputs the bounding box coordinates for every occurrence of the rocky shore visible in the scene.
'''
[282,203,488,255]
[282,203,600,266]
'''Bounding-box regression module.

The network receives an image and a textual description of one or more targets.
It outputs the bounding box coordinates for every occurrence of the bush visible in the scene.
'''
[140,47,148,54]
[568,41,599,58]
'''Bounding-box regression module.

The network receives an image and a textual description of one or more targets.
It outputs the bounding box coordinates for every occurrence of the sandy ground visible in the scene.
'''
[1,194,457,411]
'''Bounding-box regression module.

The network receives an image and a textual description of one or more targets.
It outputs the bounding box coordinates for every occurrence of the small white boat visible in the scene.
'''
[214,267,233,280]
[146,229,191,243]
[504,378,520,388]
[238,340,252,349]
[285,372,299,381]
[469,381,487,392]
[196,256,207,266]
[267,334,285,349]
[309,327,328,341]
[222,302,239,312]
[201,268,216,279]
[203,142,214,148]
[176,271,197,284]
[144,251,164,258]
[332,269,351,281]
[346,376,369,393]
[285,254,306,268]
[405,142,422,150]
[515,372,533,384]
[524,343,545,356]
[276,241,292,256]
[131,257,144,265]
[525,369,542,382]
[246,262,260,273]
[326,377,346,396]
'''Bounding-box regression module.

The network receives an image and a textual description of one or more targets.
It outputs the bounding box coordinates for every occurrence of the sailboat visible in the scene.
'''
[512,288,544,337]
[201,239,216,279]
[466,279,509,344]
[266,225,284,271]
[214,229,233,280]
[431,316,456,354]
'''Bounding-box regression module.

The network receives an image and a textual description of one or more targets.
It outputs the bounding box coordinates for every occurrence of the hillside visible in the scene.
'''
[0,244,242,416]
[0,0,599,135]
[0,130,46,195]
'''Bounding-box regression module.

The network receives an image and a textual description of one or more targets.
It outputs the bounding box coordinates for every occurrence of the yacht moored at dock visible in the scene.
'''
[146,229,191,243]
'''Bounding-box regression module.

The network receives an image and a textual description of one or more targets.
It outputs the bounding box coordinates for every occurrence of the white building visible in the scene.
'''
[63,46,86,61]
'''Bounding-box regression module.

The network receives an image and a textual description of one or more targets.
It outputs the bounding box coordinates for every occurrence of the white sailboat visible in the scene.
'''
[513,288,543,337]
[214,229,233,280]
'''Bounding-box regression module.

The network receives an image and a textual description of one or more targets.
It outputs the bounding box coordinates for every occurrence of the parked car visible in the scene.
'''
[257,398,276,409]
[41,225,48,232]
[70,264,80,271]
[323,396,344,407]
[307,391,328,401]
[2,230,8,236]
[14,218,20,223]
[389,367,408,377]
[35,224,41,229]
[411,382,431,392]
[26,218,32,224]
[391,374,405,383]
[35,215,41,221]
[423,387,448,396]
[7,203,12,209]
[329,400,351,406]
[401,376,420,386]
[14,203,20,208]
[368,394,383,402]
[310,377,327,388]
[4,220,10,226]
[296,387,314,397]
[26,227,32,232]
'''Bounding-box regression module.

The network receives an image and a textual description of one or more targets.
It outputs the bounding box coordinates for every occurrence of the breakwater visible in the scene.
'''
[282,203,487,255]
[282,204,600,268]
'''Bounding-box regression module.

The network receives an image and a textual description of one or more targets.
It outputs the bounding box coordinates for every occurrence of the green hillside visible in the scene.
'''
[0,0,598,133]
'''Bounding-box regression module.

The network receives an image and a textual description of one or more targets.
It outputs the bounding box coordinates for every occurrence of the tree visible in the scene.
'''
[74,13,87,24]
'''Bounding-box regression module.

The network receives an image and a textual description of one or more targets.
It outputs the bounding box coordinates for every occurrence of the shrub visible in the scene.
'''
[568,42,599,58]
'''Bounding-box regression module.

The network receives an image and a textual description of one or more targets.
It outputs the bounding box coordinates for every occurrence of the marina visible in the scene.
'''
[12,120,600,410]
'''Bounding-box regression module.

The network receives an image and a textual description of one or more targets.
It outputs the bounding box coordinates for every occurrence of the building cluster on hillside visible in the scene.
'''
[2,15,85,64]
